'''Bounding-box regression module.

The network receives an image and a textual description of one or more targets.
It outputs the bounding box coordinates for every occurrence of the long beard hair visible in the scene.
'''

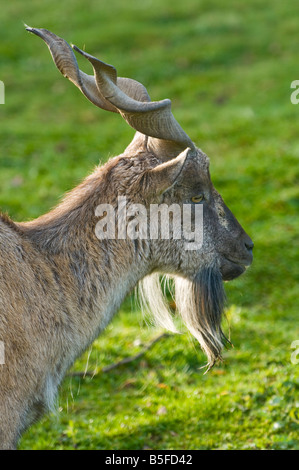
[137,265,230,370]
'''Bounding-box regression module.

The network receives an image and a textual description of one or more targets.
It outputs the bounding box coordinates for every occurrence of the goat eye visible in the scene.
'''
[191,195,204,203]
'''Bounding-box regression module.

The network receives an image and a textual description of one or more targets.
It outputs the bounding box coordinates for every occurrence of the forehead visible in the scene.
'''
[181,148,211,183]
[194,148,210,169]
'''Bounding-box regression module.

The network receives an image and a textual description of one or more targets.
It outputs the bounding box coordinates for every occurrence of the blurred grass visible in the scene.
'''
[0,0,298,450]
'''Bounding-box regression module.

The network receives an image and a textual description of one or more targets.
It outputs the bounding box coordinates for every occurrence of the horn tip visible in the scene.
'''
[25,25,43,38]
[24,24,34,32]
[72,44,85,56]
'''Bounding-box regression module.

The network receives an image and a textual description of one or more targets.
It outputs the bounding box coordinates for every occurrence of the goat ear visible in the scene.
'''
[149,147,190,196]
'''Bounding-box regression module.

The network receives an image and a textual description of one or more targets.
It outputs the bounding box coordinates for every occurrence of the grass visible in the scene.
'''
[1,0,298,450]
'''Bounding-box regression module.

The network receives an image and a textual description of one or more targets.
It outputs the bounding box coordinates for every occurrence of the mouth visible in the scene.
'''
[220,256,249,281]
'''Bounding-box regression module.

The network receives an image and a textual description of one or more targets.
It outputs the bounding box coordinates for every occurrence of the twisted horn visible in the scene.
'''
[26,27,195,158]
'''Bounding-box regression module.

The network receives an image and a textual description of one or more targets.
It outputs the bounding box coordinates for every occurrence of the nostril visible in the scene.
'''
[245,240,254,251]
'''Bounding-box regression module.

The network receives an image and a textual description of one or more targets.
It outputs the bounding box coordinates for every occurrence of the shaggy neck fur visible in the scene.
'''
[15,156,152,376]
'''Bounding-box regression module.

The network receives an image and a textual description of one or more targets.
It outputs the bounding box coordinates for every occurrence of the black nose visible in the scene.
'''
[245,239,254,251]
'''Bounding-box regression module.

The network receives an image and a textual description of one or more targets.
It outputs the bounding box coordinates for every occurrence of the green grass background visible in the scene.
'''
[1,0,298,450]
